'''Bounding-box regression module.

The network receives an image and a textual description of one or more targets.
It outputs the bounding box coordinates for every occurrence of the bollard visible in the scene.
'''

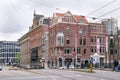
[90,64,93,72]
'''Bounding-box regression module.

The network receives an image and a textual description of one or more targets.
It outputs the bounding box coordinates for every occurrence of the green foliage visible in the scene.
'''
[16,53,20,63]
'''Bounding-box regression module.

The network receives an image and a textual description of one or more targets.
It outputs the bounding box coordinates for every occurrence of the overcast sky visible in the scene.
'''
[0,0,120,41]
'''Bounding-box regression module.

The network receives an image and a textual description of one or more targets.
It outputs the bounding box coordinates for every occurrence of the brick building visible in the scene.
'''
[49,11,91,68]
[19,11,107,68]
[89,23,106,64]
[19,32,30,66]
[48,11,107,68]
[19,12,49,68]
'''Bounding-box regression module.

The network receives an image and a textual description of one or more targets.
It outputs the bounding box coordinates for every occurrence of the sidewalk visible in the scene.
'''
[94,68,113,71]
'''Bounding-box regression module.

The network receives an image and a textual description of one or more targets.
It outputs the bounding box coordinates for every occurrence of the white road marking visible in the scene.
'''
[5,76,59,80]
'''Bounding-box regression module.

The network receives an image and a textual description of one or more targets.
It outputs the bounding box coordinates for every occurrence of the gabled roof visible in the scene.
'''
[55,13,64,17]
[54,11,88,23]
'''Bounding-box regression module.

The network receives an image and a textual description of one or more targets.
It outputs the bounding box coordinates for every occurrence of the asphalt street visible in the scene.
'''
[0,66,120,80]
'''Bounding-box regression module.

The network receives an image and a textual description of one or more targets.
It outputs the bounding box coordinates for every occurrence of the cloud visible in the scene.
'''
[0,0,120,41]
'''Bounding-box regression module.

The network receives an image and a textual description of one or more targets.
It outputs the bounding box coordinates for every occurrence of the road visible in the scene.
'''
[0,66,119,80]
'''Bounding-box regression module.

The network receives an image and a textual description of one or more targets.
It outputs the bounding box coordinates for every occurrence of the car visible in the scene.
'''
[59,65,75,69]
[25,65,31,69]
[60,66,67,69]
[69,65,74,69]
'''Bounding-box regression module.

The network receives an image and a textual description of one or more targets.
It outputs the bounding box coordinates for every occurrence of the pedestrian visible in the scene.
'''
[66,61,70,69]
[113,60,119,71]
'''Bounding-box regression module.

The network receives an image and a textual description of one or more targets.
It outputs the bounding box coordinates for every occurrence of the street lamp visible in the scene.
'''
[75,34,78,65]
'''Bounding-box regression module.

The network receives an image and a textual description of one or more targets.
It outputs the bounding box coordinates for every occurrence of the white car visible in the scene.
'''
[60,65,75,69]
[69,65,74,69]
[59,66,67,69]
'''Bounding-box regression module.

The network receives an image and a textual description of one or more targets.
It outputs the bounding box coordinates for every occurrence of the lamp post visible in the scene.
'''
[75,34,77,65]
[75,21,78,67]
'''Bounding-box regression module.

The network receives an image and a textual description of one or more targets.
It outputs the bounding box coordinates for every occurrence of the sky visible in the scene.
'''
[0,0,120,41]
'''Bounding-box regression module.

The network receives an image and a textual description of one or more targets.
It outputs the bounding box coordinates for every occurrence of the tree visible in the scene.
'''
[16,53,20,64]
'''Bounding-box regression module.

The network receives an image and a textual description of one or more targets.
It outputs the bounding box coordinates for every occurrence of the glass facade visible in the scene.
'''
[0,41,20,64]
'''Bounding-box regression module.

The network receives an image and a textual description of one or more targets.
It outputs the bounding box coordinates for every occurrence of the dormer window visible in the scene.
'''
[80,19,84,23]
[66,17,71,22]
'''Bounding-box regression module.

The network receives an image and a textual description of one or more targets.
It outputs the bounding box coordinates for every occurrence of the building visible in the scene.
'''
[0,41,20,64]
[49,11,91,68]
[19,12,49,68]
[20,11,107,68]
[102,18,119,67]
[89,23,106,64]
[19,32,30,66]
[41,31,49,68]
[102,18,118,35]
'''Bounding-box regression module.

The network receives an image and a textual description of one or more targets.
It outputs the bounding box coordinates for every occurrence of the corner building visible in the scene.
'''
[49,11,90,68]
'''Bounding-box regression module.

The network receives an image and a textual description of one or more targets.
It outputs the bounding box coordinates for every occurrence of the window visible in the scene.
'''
[90,26,94,32]
[99,37,102,43]
[57,37,62,45]
[73,48,80,54]
[66,28,70,35]
[42,37,46,45]
[103,47,105,53]
[91,47,94,53]
[83,38,86,45]
[84,48,86,54]
[77,48,80,54]
[97,26,102,32]
[80,19,84,23]
[66,38,70,45]
[56,32,64,46]
[64,48,71,54]
[102,37,104,43]
[115,50,117,54]
[91,36,94,43]
[79,29,82,36]
[100,47,102,53]
[80,38,82,45]
[66,17,71,22]
[83,29,86,36]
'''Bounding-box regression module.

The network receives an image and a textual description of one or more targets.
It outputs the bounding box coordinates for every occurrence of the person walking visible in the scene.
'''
[113,60,119,71]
